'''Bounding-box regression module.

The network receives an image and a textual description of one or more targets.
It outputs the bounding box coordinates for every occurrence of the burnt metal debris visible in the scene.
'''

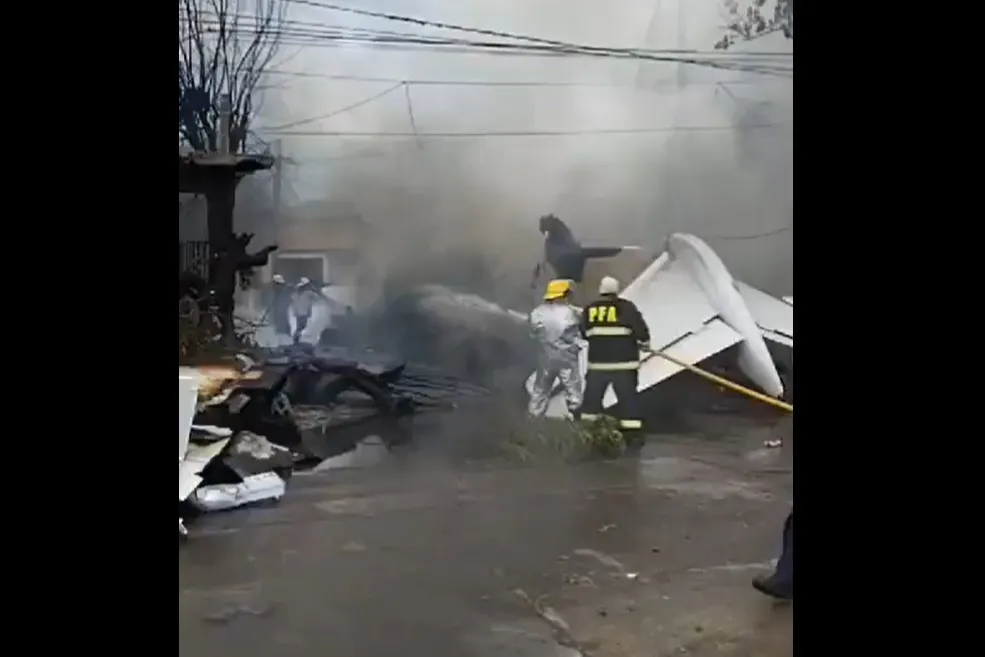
[179,344,491,535]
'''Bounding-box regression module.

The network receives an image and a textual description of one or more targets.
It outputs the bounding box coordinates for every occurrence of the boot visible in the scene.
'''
[752,573,792,600]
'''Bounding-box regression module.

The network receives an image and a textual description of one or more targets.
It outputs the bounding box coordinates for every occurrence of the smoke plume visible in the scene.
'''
[261,0,793,307]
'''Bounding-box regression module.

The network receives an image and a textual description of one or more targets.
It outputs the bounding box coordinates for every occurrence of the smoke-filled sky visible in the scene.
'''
[250,0,792,296]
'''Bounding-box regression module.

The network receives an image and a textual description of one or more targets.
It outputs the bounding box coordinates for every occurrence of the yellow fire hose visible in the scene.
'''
[641,349,793,413]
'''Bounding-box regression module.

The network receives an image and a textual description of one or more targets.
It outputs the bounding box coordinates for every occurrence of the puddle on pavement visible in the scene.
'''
[308,436,389,472]
[638,456,773,501]
[298,393,522,474]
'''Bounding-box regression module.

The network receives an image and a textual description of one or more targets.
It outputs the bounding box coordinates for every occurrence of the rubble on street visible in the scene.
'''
[179,344,491,535]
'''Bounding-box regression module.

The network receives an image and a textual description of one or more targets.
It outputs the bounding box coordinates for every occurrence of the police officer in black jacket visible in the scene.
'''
[579,276,650,433]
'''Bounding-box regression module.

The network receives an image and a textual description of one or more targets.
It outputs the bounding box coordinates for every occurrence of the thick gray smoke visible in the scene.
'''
[261,0,793,310]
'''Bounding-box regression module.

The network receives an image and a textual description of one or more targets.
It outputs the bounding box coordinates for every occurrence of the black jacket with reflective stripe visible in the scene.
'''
[579,295,650,367]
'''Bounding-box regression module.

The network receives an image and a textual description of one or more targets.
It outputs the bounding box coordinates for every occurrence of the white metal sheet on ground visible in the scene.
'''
[178,372,198,464]
[735,281,794,340]
[782,296,793,306]
[603,318,743,407]
[179,438,230,502]
[190,472,286,512]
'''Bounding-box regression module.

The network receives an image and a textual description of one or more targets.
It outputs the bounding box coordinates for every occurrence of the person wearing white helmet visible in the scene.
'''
[268,273,292,340]
[579,276,650,437]
[290,277,323,343]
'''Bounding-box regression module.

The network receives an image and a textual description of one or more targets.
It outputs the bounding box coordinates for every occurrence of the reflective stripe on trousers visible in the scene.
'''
[586,361,640,371]
[581,413,642,430]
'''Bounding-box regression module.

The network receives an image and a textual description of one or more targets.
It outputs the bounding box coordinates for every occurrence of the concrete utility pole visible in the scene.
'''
[217,94,232,155]
[272,138,282,223]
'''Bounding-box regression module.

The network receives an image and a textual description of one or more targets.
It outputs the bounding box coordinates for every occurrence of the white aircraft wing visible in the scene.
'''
[604,317,742,407]
[735,281,794,348]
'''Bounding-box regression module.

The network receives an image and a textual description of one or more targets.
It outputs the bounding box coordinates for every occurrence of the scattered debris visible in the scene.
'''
[192,424,234,438]
[191,472,286,512]
[178,345,491,537]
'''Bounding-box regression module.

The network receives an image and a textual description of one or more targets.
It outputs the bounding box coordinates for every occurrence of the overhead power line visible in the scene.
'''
[283,0,792,75]
[266,122,790,138]
[260,35,792,75]
[258,68,793,88]
[266,82,405,130]
[190,3,791,76]
[185,20,792,75]
[258,35,793,76]
[184,11,792,58]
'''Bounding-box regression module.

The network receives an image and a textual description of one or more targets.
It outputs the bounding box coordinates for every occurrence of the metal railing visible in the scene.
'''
[179,240,210,278]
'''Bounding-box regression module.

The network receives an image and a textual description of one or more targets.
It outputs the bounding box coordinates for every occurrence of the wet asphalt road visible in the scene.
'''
[179,416,792,657]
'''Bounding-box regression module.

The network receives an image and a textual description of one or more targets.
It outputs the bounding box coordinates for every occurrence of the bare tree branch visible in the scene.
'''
[178,0,286,152]
[714,0,793,50]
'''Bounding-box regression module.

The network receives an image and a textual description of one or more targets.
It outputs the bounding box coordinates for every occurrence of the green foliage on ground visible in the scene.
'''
[502,415,626,463]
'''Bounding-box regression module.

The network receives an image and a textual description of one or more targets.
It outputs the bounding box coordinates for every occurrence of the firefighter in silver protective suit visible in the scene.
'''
[528,279,584,418]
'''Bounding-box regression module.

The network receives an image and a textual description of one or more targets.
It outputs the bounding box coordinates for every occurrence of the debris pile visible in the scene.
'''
[179,345,490,535]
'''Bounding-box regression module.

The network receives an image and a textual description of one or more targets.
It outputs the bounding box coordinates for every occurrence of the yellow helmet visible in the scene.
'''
[543,279,574,300]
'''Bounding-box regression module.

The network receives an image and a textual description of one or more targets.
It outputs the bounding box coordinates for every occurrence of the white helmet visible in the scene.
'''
[599,276,620,295]
[296,277,311,288]
[272,274,285,284]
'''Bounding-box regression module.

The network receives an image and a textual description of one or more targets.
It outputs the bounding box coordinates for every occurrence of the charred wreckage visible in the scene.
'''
[179,216,794,537]
[178,344,493,537]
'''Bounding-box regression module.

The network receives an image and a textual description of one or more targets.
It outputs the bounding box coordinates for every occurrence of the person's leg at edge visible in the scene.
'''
[753,511,793,600]
[612,369,644,449]
[558,365,584,418]
[579,370,606,422]
[528,367,559,417]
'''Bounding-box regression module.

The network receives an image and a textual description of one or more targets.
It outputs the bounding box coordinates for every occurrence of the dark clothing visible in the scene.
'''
[293,314,310,344]
[579,295,650,369]
[578,294,650,431]
[270,285,292,336]
[753,510,793,600]
[776,511,793,585]
[581,369,642,432]
[540,216,624,282]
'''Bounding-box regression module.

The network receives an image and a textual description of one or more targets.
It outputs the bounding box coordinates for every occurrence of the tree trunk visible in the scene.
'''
[205,171,239,340]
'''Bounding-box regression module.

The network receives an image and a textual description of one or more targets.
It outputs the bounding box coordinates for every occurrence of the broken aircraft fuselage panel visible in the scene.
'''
[528,232,793,419]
